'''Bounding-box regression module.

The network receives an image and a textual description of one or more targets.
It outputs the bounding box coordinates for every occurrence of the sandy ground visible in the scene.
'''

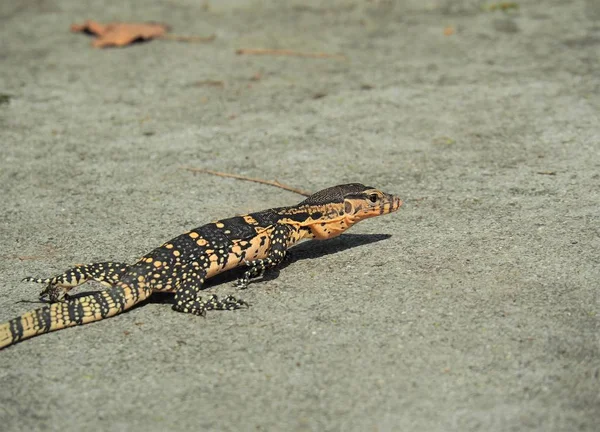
[0,1,599,431]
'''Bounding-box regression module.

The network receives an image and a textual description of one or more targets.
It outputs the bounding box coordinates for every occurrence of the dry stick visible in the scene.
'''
[236,48,346,60]
[158,34,216,43]
[181,167,312,197]
[2,244,59,261]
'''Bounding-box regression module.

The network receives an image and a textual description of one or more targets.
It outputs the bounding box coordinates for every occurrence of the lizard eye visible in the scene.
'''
[368,193,378,203]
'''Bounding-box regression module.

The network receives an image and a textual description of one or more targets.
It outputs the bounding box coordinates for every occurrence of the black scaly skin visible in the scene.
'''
[0,183,402,349]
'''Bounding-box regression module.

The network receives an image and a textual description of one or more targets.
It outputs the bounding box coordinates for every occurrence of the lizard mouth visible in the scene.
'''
[379,194,402,216]
[392,195,403,212]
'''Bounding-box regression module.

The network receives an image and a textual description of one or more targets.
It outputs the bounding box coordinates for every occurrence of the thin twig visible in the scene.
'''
[2,244,59,261]
[191,80,225,88]
[158,33,216,43]
[236,48,346,60]
[181,167,312,197]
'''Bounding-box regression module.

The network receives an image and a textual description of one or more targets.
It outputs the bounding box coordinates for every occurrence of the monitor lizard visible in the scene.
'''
[0,183,402,349]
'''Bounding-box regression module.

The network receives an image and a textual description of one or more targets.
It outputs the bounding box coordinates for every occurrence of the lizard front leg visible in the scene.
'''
[23,262,129,303]
[234,224,294,289]
[172,263,247,316]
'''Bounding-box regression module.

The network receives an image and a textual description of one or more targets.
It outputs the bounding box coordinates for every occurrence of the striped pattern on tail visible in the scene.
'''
[0,282,152,350]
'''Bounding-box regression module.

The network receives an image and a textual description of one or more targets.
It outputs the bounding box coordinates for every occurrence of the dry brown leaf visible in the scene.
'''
[70,20,168,48]
[444,26,455,36]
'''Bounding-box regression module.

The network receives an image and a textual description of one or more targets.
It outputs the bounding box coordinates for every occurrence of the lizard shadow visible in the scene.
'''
[19,233,391,307]
[150,232,392,305]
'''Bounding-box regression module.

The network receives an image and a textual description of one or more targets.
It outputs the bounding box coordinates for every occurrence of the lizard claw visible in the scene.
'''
[38,284,70,303]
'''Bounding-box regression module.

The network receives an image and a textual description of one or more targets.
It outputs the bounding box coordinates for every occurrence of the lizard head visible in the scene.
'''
[341,186,403,223]
[296,184,402,239]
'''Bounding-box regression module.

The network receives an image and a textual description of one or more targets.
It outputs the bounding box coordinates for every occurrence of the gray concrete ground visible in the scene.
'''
[0,1,599,431]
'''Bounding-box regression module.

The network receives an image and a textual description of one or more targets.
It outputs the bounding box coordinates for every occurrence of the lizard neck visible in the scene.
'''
[279,203,354,240]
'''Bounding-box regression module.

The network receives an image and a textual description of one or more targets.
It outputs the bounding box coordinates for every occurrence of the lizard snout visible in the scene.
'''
[392,195,403,212]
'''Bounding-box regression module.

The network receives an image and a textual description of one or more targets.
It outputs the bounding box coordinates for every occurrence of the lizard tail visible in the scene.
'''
[0,282,152,350]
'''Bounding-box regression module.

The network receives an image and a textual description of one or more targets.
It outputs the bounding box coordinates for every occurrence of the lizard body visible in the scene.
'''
[0,183,401,349]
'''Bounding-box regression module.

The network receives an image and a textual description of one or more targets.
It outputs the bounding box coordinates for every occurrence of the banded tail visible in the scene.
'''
[0,282,152,350]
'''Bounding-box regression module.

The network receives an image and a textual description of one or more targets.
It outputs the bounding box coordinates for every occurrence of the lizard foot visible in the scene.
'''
[232,259,269,289]
[22,277,71,304]
[39,284,72,303]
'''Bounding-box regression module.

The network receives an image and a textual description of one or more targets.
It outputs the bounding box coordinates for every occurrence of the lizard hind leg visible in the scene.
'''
[172,266,248,316]
[23,262,129,303]
[173,293,249,316]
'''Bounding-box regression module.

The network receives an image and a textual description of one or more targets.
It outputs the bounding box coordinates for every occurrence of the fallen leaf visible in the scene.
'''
[444,26,455,36]
[486,2,519,12]
[71,20,168,48]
